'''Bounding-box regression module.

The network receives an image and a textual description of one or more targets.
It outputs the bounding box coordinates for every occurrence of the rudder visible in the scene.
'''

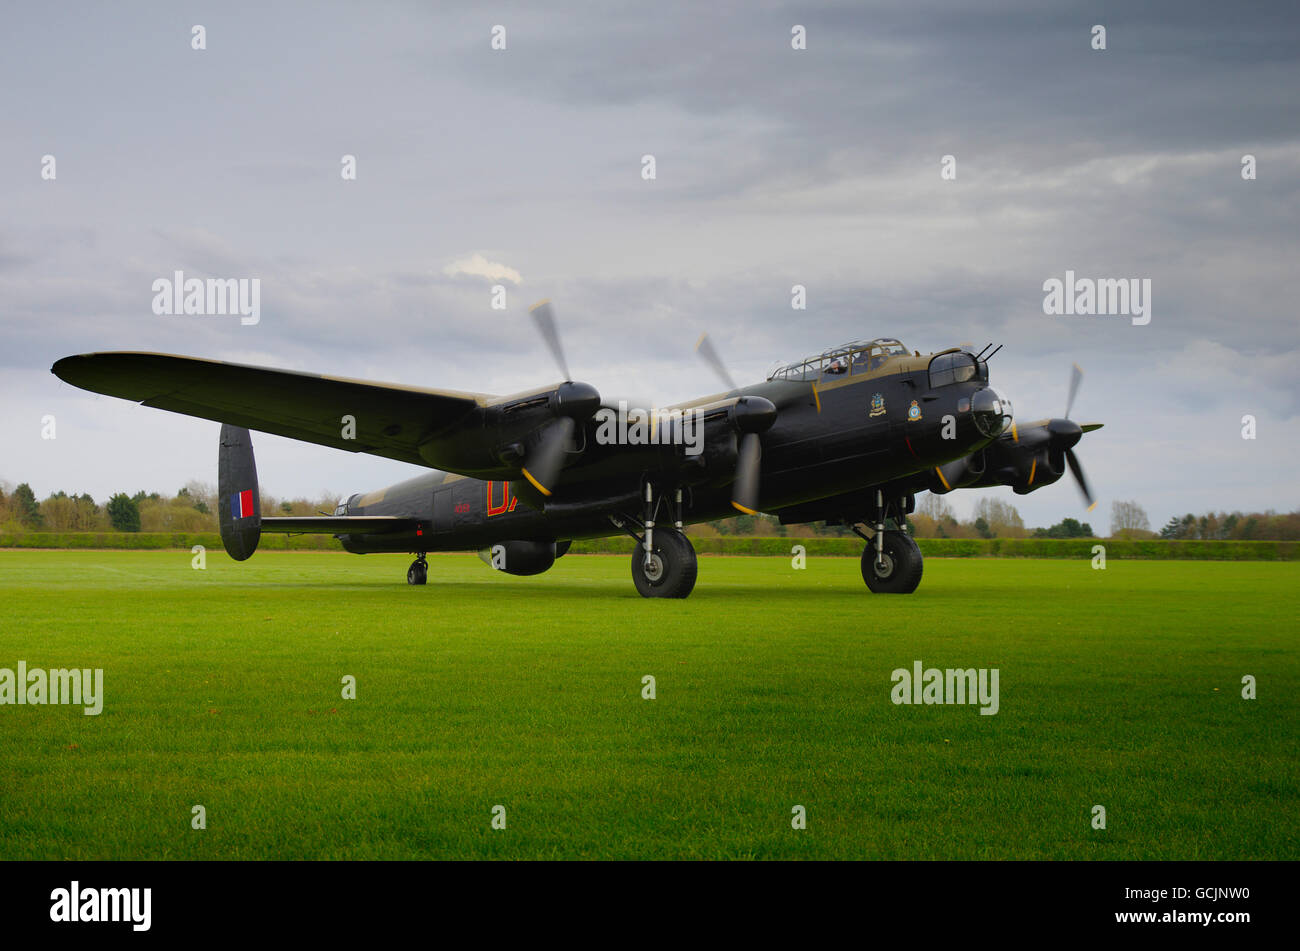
[218,424,261,560]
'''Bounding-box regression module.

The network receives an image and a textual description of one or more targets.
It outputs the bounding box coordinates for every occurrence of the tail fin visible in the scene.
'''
[218,424,261,560]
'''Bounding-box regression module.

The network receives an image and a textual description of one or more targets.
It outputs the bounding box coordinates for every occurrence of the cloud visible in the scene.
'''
[442,253,522,285]
[2,1,1296,531]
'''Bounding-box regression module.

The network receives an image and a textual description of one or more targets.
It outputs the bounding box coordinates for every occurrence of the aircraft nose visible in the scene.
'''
[972,386,1011,438]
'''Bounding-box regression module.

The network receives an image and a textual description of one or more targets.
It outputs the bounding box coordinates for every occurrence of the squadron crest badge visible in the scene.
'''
[907,400,922,422]
[869,393,886,417]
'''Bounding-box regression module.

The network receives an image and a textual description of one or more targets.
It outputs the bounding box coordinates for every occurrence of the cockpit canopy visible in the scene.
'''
[767,337,910,382]
[928,350,979,387]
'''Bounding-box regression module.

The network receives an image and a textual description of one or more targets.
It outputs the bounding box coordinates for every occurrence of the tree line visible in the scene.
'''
[3,480,1297,541]
[0,482,338,534]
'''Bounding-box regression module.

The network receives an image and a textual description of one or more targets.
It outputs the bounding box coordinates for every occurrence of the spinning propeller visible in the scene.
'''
[1047,363,1096,510]
[695,334,776,515]
[695,333,738,392]
[522,300,600,496]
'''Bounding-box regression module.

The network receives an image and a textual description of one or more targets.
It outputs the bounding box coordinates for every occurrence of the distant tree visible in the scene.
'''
[1035,517,1093,539]
[909,513,936,537]
[40,491,76,531]
[1159,515,1182,539]
[12,483,44,529]
[816,521,853,537]
[917,493,954,522]
[72,494,101,531]
[1110,500,1151,537]
[972,498,1024,537]
[107,493,141,532]
[183,480,217,515]
[973,516,994,539]
[933,514,967,538]
[177,486,211,515]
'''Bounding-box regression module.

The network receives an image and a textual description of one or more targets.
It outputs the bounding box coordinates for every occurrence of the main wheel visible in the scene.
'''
[407,559,428,585]
[631,528,698,599]
[861,531,922,594]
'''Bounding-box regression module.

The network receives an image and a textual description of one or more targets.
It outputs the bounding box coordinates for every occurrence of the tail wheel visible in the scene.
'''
[631,528,698,599]
[861,531,923,594]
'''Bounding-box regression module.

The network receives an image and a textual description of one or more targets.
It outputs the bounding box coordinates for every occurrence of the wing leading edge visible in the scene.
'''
[52,351,490,468]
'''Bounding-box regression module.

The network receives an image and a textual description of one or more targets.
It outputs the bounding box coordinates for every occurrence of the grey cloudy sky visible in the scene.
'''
[3,0,1297,531]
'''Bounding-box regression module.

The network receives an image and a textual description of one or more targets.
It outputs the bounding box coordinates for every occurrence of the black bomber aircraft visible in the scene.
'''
[51,302,1101,598]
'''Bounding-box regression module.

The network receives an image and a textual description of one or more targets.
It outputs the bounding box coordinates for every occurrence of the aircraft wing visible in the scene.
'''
[52,351,489,468]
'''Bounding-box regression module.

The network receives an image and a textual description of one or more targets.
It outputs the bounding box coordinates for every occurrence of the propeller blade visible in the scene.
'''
[695,333,737,392]
[732,432,762,515]
[521,416,575,497]
[1065,447,1095,511]
[1064,362,1083,420]
[530,299,570,382]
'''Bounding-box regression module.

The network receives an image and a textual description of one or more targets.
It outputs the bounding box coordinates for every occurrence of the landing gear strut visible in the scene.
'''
[407,553,428,586]
[626,482,697,598]
[855,490,922,594]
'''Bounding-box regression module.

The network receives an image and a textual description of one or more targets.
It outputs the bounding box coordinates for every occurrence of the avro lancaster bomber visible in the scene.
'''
[52,302,1101,598]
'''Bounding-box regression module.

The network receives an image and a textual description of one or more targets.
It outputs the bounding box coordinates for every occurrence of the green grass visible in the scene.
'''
[0,550,1296,860]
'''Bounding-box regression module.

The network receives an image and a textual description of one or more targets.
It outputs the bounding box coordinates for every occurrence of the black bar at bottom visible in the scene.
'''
[0,860,1281,938]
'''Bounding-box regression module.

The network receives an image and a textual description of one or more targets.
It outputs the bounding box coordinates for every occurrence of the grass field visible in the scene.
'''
[0,549,1296,860]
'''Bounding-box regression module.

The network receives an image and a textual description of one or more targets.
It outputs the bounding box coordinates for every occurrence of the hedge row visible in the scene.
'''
[0,532,341,551]
[1,533,1295,560]
[569,536,1299,559]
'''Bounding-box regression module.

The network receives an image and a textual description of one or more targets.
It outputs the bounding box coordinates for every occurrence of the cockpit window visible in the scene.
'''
[853,345,894,372]
[769,337,910,381]
[824,357,848,375]
[929,351,978,387]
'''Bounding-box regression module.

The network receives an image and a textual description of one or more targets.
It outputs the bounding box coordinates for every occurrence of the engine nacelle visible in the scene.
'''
[969,437,1066,495]
[1009,446,1066,495]
[478,540,558,576]
[677,394,778,485]
[925,451,987,494]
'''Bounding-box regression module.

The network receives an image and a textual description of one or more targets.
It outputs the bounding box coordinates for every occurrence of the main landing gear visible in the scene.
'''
[407,553,428,586]
[619,483,698,599]
[854,489,922,594]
